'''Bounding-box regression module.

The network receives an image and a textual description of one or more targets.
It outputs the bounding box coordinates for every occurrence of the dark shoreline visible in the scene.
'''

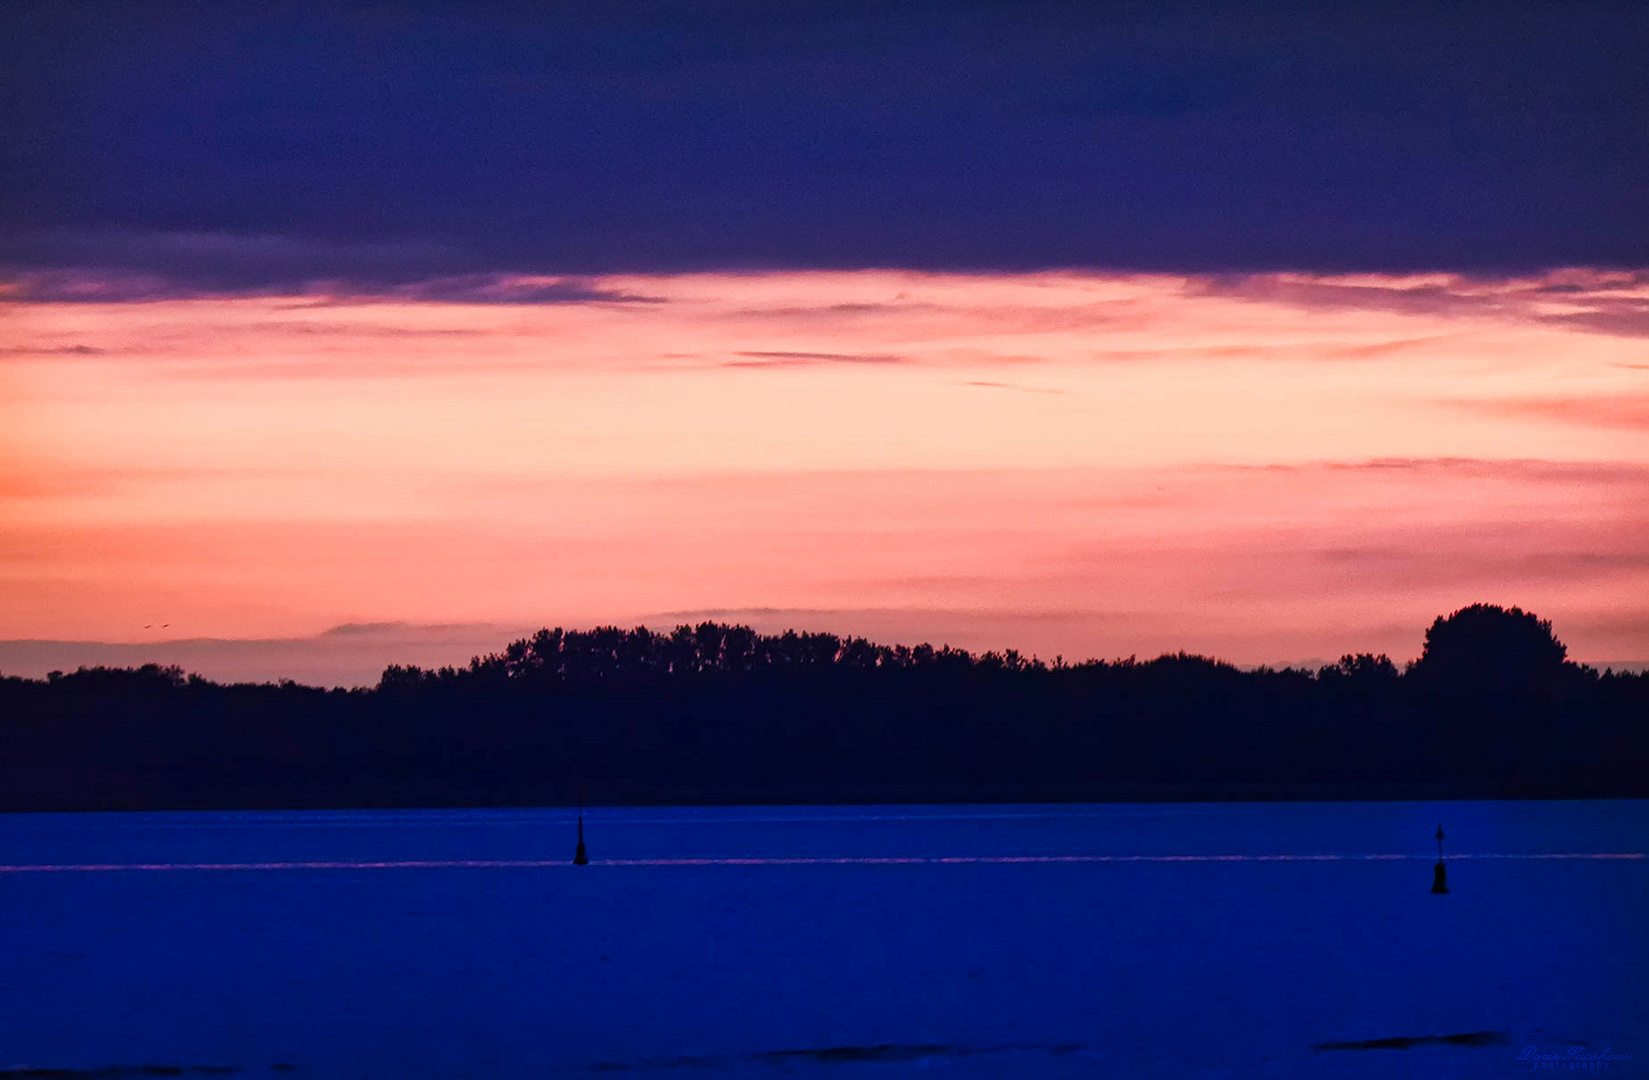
[5,614,1644,814]
[2,781,1642,817]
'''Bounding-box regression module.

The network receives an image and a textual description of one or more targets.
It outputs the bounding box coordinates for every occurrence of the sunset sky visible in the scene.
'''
[3,3,1646,684]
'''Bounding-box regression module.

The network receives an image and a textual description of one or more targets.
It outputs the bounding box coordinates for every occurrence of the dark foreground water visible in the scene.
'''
[0,801,1642,1079]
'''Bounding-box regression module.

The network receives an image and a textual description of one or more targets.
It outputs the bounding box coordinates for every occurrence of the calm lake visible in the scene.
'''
[1,801,1643,1079]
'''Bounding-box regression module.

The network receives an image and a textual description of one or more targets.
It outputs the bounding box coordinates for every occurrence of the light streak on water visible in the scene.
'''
[0,852,1638,872]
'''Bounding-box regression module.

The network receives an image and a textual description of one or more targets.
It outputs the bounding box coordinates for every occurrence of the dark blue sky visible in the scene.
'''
[3,1,1645,289]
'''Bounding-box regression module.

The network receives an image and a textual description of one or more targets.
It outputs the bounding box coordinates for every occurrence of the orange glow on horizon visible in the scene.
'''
[3,269,1647,680]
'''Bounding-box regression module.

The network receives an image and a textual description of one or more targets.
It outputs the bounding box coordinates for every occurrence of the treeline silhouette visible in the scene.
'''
[1,604,1643,811]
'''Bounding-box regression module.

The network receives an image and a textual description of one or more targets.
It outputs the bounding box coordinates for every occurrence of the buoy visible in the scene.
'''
[573,811,589,866]
[1430,824,1447,894]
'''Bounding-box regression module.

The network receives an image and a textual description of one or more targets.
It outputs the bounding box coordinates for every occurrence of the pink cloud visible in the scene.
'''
[3,269,1645,667]
[1453,395,1649,432]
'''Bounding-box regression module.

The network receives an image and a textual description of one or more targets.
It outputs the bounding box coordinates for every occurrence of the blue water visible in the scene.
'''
[0,801,1642,1079]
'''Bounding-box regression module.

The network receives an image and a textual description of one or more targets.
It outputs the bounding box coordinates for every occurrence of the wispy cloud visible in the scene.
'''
[0,344,105,357]
[1314,544,1649,584]
[728,350,908,366]
[963,380,1070,395]
[1308,458,1649,483]
[1,271,187,304]
[1539,308,1649,338]
[2,230,456,299]
[345,274,665,306]
[1452,395,1649,432]
[1196,269,1649,340]
[2,268,664,306]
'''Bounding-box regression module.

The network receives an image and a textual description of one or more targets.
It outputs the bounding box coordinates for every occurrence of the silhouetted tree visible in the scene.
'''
[3,607,1645,811]
[1409,604,1569,692]
[1318,653,1399,684]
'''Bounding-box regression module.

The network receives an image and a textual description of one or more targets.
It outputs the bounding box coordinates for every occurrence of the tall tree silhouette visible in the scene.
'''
[1410,604,1569,692]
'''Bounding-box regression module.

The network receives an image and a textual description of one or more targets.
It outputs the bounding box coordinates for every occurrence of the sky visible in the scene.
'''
[2,2,1646,684]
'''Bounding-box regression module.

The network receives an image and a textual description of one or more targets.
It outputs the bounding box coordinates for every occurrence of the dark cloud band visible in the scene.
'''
[2,3,1644,280]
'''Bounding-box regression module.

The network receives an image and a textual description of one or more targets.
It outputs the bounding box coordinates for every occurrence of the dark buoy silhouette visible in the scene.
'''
[573,811,589,866]
[1430,823,1448,894]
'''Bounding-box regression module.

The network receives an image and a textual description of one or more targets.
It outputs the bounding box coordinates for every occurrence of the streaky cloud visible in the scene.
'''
[1,268,663,306]
[1452,395,1649,432]
[1195,269,1649,340]
[963,380,1071,395]
[1234,458,1649,484]
[362,274,664,306]
[729,350,907,366]
[0,343,105,357]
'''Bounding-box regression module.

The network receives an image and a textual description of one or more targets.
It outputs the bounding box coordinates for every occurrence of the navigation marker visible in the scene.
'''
[1431,824,1448,894]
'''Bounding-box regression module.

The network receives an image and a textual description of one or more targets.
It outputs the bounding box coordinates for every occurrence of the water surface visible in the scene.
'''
[1,801,1642,1078]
